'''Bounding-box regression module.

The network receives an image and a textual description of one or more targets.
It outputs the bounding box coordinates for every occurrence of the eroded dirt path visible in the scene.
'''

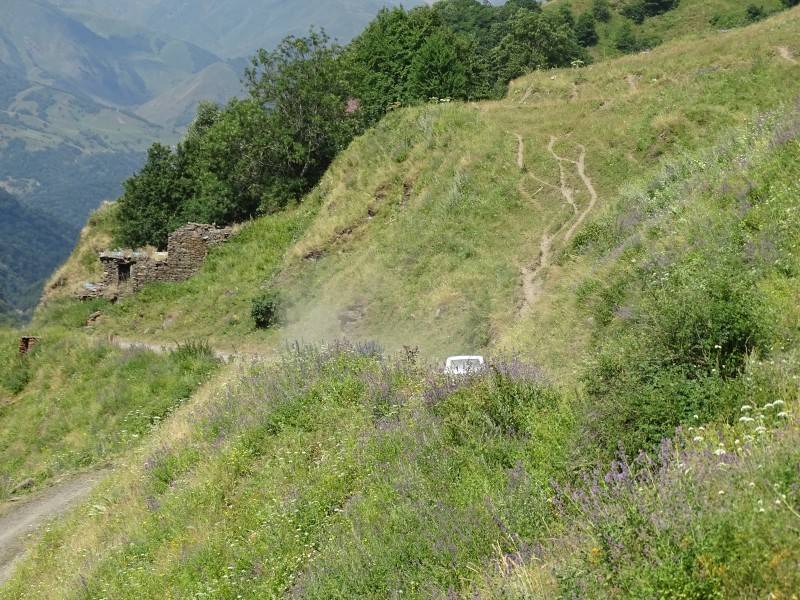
[562,143,600,243]
[777,46,797,64]
[0,471,107,586]
[514,134,599,313]
[109,337,264,362]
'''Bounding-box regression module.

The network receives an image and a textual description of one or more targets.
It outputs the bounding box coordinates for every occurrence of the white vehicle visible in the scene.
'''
[444,355,485,375]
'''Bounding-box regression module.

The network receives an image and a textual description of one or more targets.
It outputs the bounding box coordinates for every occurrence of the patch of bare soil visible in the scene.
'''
[777,46,797,64]
[0,471,107,586]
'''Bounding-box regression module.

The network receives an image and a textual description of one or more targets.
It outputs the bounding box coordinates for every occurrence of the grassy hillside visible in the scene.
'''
[54,6,800,374]
[5,107,800,595]
[0,321,218,500]
[2,4,800,598]
[546,0,789,58]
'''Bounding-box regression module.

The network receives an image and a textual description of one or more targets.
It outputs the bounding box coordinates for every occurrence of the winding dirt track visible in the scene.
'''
[0,471,107,586]
[514,134,600,313]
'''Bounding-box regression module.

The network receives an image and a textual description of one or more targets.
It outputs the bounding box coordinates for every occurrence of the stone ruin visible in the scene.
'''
[82,223,233,301]
[18,336,39,355]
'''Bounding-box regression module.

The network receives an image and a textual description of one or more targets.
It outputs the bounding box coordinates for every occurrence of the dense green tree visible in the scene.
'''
[614,20,644,53]
[408,30,470,100]
[491,10,587,82]
[346,7,442,120]
[745,4,766,21]
[556,4,576,28]
[622,0,680,23]
[246,30,363,210]
[116,144,185,248]
[575,12,600,47]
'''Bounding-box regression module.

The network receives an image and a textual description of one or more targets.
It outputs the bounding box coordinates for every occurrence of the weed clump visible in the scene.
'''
[251,290,281,329]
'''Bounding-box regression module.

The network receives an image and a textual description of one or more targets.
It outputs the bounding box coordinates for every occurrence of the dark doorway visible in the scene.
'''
[118,263,131,283]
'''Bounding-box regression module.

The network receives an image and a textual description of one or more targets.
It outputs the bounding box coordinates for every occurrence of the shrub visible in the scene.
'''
[251,290,281,329]
[592,0,612,22]
[575,12,600,47]
[746,4,766,22]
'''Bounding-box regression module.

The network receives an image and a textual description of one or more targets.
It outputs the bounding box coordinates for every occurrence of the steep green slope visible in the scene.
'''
[68,7,800,375]
[546,0,789,57]
[2,6,800,599]
[4,104,800,596]
[0,325,219,500]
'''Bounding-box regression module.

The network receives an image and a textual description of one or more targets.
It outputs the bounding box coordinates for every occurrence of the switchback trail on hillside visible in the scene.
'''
[515,134,599,313]
[0,471,107,586]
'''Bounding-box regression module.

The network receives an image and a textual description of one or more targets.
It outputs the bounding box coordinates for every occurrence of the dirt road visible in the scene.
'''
[0,471,107,586]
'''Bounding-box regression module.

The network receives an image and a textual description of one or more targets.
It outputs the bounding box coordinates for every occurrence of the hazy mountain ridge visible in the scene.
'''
[49,0,427,58]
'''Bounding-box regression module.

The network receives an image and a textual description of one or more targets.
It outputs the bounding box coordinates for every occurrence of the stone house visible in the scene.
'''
[84,223,233,300]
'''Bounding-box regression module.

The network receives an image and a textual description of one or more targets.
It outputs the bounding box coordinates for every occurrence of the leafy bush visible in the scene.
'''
[251,290,281,329]
[592,0,612,22]
[575,12,599,47]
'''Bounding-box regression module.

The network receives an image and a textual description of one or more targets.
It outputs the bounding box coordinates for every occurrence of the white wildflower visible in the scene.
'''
[739,416,755,423]
[740,405,753,412]
[773,399,785,407]
[713,448,726,456]
[693,436,704,442]
[777,412,789,418]
[755,426,767,434]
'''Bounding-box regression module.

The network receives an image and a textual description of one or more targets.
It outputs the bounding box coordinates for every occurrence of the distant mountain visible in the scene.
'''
[49,0,426,58]
[0,0,224,107]
[135,61,244,129]
[0,189,78,321]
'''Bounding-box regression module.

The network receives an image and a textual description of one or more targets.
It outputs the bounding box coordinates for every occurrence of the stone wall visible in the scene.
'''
[84,224,232,300]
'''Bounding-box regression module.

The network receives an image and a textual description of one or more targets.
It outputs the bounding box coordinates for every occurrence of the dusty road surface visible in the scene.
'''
[0,471,107,586]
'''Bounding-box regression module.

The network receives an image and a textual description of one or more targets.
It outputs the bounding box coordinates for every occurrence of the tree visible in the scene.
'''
[491,10,587,82]
[408,30,470,100]
[575,12,599,47]
[556,4,576,29]
[246,30,363,210]
[745,4,766,21]
[346,7,442,120]
[116,144,186,249]
[614,21,643,53]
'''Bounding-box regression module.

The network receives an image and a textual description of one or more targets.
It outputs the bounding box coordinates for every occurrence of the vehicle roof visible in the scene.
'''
[445,355,485,361]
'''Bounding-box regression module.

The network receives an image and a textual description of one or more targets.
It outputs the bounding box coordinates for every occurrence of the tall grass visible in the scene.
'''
[0,329,219,499]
